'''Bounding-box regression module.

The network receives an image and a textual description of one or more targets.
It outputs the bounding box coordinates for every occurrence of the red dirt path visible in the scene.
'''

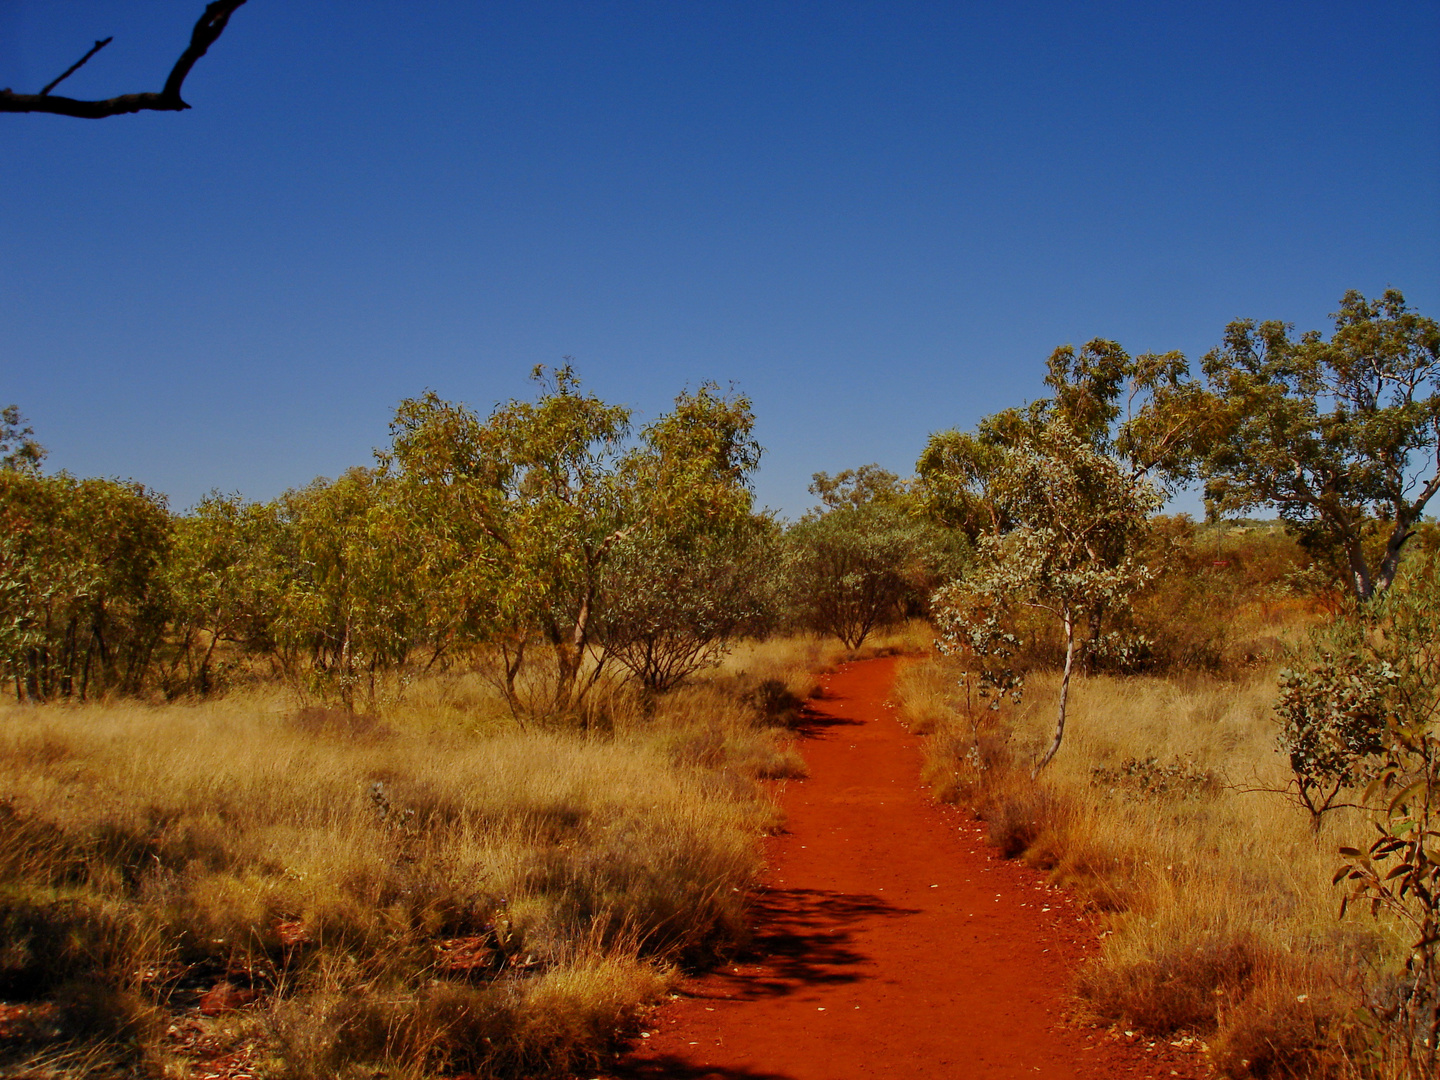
[609,656,1206,1080]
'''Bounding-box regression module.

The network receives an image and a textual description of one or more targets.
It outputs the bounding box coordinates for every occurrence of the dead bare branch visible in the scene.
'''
[1,1,247,119]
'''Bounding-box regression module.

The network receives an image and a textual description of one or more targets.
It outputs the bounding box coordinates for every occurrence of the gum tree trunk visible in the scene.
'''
[1033,605,1074,777]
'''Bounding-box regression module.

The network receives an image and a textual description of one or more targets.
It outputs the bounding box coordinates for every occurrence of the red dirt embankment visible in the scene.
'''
[612,656,1205,1080]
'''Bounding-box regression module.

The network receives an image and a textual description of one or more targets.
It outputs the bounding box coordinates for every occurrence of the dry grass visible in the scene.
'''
[0,638,821,1077]
[719,622,932,700]
[717,634,846,700]
[896,650,1406,1079]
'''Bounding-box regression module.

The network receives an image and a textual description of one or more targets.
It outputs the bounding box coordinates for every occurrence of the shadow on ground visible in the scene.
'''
[791,704,863,736]
[688,887,920,1000]
[609,1054,796,1079]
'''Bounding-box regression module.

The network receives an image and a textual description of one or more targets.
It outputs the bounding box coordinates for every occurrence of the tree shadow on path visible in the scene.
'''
[611,1056,795,1080]
[789,703,863,736]
[612,888,920,1080]
[691,887,920,1001]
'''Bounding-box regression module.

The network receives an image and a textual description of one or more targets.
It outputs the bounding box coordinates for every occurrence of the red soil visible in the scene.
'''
[611,656,1207,1080]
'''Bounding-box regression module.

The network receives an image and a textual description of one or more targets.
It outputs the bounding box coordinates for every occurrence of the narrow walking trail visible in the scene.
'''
[612,657,1204,1080]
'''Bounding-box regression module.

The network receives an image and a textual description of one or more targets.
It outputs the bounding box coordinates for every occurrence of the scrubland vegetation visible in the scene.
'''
[0,367,918,1077]
[0,638,852,1078]
[897,526,1440,1078]
[3,288,1438,1077]
[897,290,1440,1079]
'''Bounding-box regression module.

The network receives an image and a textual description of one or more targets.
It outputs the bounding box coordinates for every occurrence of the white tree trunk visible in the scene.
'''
[1033,606,1073,777]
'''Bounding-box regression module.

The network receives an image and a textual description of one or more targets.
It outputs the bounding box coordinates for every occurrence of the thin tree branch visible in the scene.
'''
[1,1,247,119]
[40,37,113,97]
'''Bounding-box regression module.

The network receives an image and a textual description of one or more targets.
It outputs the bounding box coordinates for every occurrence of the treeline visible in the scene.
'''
[4,289,1436,721]
[0,367,963,712]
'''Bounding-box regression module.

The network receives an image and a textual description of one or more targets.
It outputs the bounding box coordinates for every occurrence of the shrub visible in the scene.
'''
[1209,976,1348,1080]
[1078,931,1259,1033]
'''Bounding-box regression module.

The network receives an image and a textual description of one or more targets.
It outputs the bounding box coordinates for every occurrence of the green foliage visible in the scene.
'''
[1319,550,1440,1074]
[806,463,909,510]
[785,467,964,648]
[930,417,1161,773]
[0,370,767,711]
[1131,515,1326,673]
[0,470,171,701]
[1198,289,1440,601]
[1089,755,1219,800]
[1275,648,1390,830]
[265,469,427,709]
[1045,338,1197,480]
[930,587,1023,715]
[919,338,1194,540]
[164,492,285,694]
[383,367,763,717]
[0,405,45,473]
[600,514,778,691]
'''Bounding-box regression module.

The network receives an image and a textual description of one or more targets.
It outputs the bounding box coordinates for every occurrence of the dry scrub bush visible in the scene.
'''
[1131,518,1324,674]
[896,654,1392,1076]
[0,643,812,1077]
[717,634,844,702]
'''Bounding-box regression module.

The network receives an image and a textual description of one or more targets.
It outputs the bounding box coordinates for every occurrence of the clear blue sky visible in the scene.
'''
[4,1,1437,519]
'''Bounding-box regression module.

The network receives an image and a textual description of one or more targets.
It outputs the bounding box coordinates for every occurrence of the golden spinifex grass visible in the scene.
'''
[896,655,1408,1079]
[0,646,813,1078]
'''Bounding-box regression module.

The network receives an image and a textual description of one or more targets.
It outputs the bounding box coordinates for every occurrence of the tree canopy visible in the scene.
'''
[1197,289,1440,600]
[383,367,764,716]
[926,411,1161,774]
[785,466,964,649]
[1,406,46,473]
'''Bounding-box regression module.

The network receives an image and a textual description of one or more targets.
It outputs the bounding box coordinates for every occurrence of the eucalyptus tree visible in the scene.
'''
[600,509,778,692]
[1316,550,1440,1070]
[919,341,1182,772]
[1,405,45,472]
[929,419,1161,774]
[264,469,425,709]
[383,367,762,718]
[785,466,964,649]
[1197,289,1440,601]
[167,493,288,694]
[0,470,171,701]
[918,341,1195,539]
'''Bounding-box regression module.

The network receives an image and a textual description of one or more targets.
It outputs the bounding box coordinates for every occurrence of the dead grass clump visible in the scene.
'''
[0,1039,142,1080]
[717,634,848,701]
[642,680,808,784]
[287,705,392,740]
[268,950,668,1079]
[1209,974,1351,1079]
[978,781,1069,860]
[863,619,936,657]
[893,657,956,734]
[746,679,807,728]
[1078,928,1261,1033]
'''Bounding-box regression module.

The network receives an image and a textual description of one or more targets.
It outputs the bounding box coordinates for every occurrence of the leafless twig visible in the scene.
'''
[39,37,113,97]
